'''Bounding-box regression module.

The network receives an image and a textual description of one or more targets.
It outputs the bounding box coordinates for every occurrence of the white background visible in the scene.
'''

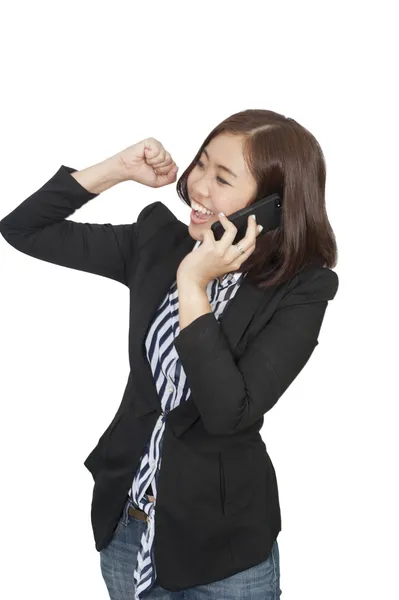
[0,1,397,599]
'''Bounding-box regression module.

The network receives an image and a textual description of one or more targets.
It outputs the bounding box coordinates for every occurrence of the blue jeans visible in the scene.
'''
[100,498,282,599]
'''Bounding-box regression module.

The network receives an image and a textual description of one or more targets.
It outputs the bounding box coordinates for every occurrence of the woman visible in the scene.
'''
[0,109,338,600]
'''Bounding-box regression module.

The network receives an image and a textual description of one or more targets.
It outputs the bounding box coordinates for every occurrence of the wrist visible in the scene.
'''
[102,154,129,183]
[70,156,126,194]
[177,275,207,292]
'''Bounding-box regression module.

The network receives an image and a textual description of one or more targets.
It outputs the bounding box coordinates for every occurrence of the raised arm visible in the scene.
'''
[0,158,139,286]
[0,139,179,287]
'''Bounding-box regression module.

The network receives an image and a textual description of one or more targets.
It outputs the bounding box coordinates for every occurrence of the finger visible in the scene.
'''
[225,243,253,271]
[154,161,177,174]
[154,164,179,183]
[240,215,260,248]
[143,138,160,157]
[151,151,173,167]
[146,149,166,165]
[216,213,239,250]
[224,216,258,262]
[251,214,264,236]
[153,155,175,171]
[145,141,167,165]
[159,151,173,166]
[201,228,214,244]
[227,235,257,267]
[154,163,178,178]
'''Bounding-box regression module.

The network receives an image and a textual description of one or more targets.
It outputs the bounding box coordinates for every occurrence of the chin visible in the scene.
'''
[188,224,202,241]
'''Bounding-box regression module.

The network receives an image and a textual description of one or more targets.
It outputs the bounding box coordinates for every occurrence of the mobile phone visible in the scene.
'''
[210,193,282,244]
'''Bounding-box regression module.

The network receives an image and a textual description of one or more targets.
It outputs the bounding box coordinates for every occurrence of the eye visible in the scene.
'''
[195,159,228,185]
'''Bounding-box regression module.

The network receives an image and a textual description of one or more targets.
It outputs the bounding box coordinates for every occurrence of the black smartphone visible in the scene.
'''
[210,193,282,244]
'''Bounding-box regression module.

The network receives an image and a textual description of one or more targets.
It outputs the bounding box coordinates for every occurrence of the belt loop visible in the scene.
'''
[122,496,131,526]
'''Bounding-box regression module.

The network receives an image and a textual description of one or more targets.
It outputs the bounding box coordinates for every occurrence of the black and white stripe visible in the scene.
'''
[128,240,247,598]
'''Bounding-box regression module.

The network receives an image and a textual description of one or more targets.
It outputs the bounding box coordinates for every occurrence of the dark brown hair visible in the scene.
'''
[176,109,338,289]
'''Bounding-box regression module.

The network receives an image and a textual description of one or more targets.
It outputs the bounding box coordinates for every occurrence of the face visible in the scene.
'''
[186,133,258,241]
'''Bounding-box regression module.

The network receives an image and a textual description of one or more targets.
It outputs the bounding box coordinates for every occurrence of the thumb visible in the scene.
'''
[165,164,179,181]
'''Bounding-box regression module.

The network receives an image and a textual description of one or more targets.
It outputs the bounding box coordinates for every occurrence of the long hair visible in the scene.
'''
[176,109,338,289]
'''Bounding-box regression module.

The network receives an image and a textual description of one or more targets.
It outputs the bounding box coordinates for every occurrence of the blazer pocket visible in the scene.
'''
[219,448,256,517]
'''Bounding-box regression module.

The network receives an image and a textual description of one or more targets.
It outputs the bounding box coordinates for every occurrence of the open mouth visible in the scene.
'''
[190,198,215,223]
[190,209,215,224]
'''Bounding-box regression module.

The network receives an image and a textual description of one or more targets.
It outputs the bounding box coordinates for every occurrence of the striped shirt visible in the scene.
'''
[128,239,247,599]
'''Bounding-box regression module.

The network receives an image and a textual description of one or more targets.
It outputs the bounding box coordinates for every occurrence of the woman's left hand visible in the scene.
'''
[176,213,263,289]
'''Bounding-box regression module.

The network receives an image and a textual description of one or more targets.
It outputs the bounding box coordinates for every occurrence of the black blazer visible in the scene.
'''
[0,165,339,591]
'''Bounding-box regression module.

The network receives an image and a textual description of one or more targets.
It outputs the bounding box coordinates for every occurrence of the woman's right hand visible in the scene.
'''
[114,138,179,188]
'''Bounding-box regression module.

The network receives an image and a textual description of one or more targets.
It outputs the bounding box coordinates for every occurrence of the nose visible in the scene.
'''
[191,179,211,202]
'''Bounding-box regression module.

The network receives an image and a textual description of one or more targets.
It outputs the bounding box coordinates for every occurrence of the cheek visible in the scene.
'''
[186,175,230,215]
[187,171,197,188]
[186,176,197,200]
[215,199,232,216]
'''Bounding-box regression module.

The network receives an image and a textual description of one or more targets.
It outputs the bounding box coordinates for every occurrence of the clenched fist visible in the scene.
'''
[115,138,179,188]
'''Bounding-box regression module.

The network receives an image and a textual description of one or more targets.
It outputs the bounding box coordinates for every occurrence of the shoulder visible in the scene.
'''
[136,201,185,248]
[278,264,339,307]
[298,264,338,296]
[136,200,177,228]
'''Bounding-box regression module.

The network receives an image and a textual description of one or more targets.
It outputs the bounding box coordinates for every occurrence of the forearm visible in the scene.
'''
[174,301,246,436]
[177,278,212,331]
[70,155,126,195]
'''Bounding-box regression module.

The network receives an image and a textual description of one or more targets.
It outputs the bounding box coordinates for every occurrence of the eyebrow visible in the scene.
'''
[202,148,238,178]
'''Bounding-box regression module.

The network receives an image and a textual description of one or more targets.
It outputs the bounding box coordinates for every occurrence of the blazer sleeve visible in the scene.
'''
[173,268,339,435]
[0,165,160,287]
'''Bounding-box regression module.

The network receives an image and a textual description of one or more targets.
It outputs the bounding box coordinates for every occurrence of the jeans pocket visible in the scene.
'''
[113,514,125,537]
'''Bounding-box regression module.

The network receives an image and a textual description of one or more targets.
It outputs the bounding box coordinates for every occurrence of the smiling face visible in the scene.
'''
[187,133,258,241]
